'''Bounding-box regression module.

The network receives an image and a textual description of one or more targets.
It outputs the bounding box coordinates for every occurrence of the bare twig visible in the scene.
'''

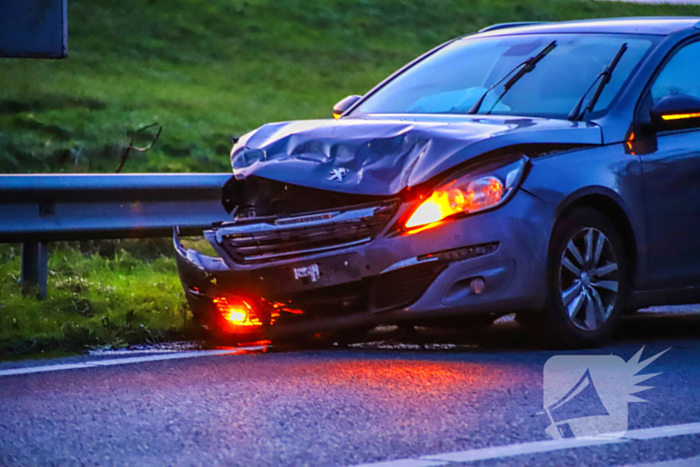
[11,338,36,355]
[115,123,163,173]
[73,147,82,172]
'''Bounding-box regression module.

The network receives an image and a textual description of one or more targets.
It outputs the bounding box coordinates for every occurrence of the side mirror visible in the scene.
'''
[650,95,700,130]
[333,95,362,119]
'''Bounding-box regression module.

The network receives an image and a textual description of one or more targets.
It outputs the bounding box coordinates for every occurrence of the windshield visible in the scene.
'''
[351,33,657,120]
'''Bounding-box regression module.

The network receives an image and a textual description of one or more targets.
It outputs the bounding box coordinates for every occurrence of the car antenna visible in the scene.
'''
[469,40,557,115]
[568,43,628,122]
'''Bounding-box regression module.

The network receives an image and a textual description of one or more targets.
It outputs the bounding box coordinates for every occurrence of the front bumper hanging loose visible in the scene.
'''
[174,191,551,340]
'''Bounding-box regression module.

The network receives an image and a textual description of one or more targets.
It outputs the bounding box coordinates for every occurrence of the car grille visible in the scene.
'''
[370,261,446,311]
[218,201,398,265]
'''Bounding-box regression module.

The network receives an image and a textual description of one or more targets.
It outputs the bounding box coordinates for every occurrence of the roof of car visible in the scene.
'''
[476,17,700,37]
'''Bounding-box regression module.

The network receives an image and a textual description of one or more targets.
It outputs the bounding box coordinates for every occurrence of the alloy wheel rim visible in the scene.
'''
[559,227,619,331]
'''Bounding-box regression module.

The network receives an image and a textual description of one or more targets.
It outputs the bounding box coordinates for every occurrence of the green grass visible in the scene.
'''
[0,240,190,355]
[2,0,699,174]
[1,0,699,357]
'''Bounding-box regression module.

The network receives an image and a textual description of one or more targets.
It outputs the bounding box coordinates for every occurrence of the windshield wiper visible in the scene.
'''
[468,40,557,115]
[568,43,628,121]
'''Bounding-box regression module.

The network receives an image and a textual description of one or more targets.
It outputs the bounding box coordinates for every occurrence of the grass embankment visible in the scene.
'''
[0,240,187,355]
[1,0,698,357]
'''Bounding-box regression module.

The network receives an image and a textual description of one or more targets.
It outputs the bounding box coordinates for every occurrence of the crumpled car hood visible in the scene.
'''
[231,115,601,196]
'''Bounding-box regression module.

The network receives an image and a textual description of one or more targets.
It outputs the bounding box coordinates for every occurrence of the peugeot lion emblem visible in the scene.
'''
[328,167,349,182]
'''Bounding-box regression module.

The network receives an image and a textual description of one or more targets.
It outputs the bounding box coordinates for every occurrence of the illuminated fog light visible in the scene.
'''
[212,297,263,327]
[470,278,486,295]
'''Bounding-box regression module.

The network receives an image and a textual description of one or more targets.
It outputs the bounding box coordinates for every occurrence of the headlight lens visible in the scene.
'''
[405,156,528,230]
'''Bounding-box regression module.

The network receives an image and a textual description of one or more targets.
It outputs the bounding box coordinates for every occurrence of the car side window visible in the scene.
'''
[651,41,700,103]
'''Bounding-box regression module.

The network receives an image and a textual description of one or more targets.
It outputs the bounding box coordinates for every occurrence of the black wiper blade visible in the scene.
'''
[568,43,628,121]
[568,76,603,122]
[467,64,526,115]
[469,40,557,115]
[502,40,558,93]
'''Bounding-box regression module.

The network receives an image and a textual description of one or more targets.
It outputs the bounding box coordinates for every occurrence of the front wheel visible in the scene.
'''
[541,207,628,348]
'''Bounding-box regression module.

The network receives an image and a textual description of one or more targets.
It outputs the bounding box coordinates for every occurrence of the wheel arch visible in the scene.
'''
[552,188,639,289]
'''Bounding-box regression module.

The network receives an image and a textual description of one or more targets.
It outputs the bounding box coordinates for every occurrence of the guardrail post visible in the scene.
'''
[21,242,48,299]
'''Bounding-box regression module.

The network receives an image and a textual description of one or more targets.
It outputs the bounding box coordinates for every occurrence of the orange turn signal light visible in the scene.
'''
[661,112,700,121]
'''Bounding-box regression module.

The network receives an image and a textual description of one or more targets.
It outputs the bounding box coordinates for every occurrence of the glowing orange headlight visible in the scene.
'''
[212,297,262,327]
[405,176,504,229]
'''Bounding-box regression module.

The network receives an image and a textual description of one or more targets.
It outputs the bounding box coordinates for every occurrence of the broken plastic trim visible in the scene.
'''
[380,242,499,275]
[418,242,499,262]
[221,175,391,217]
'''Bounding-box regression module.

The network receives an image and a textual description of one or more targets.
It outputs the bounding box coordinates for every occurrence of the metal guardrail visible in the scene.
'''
[0,173,233,297]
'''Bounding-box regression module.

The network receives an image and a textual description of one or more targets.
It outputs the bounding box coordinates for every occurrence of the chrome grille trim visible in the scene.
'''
[215,201,398,265]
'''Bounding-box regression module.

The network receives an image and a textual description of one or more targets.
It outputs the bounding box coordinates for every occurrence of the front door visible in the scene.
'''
[641,40,700,288]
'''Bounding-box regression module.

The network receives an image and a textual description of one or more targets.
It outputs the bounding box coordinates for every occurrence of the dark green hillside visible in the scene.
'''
[1,0,698,173]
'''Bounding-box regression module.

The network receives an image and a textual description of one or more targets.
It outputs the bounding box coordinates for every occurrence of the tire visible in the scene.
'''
[539,207,628,348]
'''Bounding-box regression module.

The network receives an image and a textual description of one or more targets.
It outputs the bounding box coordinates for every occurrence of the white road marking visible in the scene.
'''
[422,437,626,463]
[626,422,700,440]
[0,347,265,377]
[346,422,700,467]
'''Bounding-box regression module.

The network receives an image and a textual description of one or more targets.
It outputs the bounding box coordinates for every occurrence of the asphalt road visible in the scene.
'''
[1,308,699,467]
